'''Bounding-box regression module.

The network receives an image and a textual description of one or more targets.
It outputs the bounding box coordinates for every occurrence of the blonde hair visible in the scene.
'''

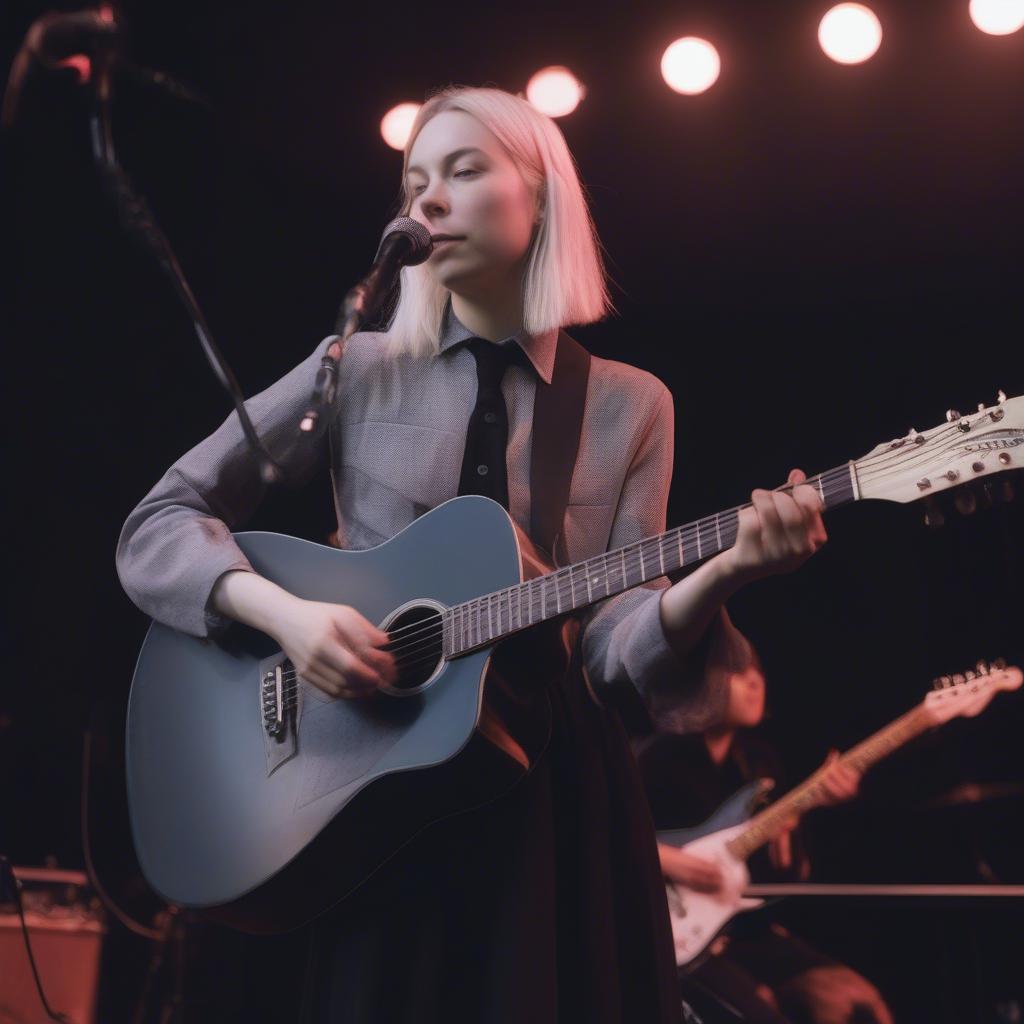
[385,86,611,357]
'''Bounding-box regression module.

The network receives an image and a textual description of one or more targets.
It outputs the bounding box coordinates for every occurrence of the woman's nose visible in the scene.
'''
[418,183,450,219]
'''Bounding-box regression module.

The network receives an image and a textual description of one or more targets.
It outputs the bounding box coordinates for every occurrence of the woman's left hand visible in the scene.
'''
[722,468,828,585]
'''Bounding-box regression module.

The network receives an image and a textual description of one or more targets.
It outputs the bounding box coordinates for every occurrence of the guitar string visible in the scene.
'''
[378,463,852,654]
[374,420,976,652]
[275,423,995,683]
[349,428,985,668]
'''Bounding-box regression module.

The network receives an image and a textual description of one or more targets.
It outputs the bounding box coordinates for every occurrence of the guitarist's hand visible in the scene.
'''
[658,843,725,894]
[725,468,827,584]
[271,598,397,699]
[815,749,861,806]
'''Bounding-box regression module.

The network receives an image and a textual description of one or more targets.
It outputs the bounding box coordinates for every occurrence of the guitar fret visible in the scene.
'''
[676,529,684,568]
[658,538,665,575]
[714,514,722,551]
[698,518,717,559]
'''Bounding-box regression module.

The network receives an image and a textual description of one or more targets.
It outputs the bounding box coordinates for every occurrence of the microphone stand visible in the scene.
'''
[77,15,288,483]
[299,218,432,434]
[298,244,394,434]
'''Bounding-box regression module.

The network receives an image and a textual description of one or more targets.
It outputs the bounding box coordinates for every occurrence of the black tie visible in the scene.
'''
[458,338,516,511]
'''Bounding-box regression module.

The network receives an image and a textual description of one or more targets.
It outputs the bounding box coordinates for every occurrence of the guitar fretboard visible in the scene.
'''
[442,463,858,658]
[725,705,931,862]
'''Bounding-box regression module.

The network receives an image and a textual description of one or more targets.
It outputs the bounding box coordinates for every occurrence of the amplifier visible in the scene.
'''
[0,867,105,1024]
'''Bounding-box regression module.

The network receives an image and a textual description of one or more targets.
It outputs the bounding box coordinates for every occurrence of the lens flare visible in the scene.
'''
[661,37,721,95]
[380,103,421,151]
[969,0,1024,35]
[526,67,585,118]
[818,4,883,65]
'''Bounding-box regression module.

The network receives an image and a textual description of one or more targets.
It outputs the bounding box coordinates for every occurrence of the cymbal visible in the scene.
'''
[923,781,1024,809]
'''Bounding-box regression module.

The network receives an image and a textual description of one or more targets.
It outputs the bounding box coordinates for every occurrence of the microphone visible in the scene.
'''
[300,218,433,433]
[333,216,434,334]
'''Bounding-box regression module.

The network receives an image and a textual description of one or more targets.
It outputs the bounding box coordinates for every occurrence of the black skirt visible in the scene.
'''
[303,657,682,1024]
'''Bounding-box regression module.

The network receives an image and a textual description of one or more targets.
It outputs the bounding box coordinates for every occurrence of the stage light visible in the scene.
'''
[380,103,421,151]
[661,37,721,95]
[526,67,585,118]
[818,4,883,64]
[969,0,1024,35]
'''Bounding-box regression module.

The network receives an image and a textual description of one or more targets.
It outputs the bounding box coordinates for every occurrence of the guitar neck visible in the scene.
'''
[443,463,860,658]
[725,705,933,862]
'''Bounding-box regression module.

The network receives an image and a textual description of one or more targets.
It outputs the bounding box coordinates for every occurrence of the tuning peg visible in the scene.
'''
[993,657,1007,670]
[933,675,952,689]
[924,497,944,528]
[946,409,962,423]
[998,390,1007,404]
[976,660,990,675]
[954,488,977,516]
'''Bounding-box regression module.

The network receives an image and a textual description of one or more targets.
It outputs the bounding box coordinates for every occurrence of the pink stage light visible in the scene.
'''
[661,37,721,95]
[380,103,421,151]
[969,0,1024,35]
[526,67,585,118]
[818,4,883,64]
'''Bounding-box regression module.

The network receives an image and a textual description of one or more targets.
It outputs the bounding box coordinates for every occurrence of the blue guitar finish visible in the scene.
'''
[126,495,552,932]
[656,781,764,851]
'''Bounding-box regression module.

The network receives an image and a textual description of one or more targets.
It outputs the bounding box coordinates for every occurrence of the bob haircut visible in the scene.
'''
[385,86,611,357]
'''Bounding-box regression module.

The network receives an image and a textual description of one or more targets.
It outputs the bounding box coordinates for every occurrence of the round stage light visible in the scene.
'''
[526,67,585,118]
[661,37,721,95]
[380,103,421,151]
[818,4,883,64]
[969,0,1024,35]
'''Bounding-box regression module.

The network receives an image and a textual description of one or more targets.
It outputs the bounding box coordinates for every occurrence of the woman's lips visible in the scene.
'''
[430,236,464,255]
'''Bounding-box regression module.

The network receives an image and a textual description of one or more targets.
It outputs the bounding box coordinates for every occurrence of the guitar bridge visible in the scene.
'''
[262,663,288,740]
[259,655,299,776]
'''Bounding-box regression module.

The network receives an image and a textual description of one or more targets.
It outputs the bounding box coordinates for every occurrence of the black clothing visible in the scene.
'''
[300,336,683,1023]
[457,337,519,509]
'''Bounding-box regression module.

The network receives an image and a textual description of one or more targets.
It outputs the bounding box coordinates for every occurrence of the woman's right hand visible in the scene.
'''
[658,843,726,894]
[270,598,397,699]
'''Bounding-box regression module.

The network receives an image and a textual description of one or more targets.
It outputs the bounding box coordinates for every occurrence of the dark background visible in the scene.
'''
[3,0,1023,1020]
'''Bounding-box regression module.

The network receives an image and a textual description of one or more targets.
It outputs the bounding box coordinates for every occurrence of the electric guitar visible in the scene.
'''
[125,393,1024,932]
[657,661,1023,967]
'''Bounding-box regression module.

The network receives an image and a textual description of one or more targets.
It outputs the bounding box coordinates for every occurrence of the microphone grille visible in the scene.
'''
[379,216,433,266]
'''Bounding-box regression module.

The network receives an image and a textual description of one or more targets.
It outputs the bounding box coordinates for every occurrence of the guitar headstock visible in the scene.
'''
[855,392,1023,504]
[921,659,1023,726]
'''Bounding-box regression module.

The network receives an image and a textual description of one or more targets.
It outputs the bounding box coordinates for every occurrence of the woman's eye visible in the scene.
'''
[411,184,426,195]
[454,168,479,179]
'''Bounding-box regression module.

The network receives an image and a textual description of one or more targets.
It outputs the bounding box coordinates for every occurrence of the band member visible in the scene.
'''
[637,641,894,1024]
[117,85,827,1023]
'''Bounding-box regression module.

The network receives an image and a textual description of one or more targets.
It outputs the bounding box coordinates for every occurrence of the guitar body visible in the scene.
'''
[126,496,552,933]
[658,781,765,967]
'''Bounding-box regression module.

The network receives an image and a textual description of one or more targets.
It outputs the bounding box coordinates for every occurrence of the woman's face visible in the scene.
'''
[724,665,766,729]
[406,110,539,300]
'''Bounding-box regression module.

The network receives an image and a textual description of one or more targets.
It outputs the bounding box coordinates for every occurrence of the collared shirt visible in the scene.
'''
[116,312,732,730]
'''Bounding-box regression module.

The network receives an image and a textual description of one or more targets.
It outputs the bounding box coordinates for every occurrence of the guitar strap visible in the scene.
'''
[529,330,591,563]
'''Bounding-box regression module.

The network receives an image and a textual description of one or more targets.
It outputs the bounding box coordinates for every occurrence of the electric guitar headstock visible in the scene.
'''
[921,659,1023,726]
[854,392,1023,505]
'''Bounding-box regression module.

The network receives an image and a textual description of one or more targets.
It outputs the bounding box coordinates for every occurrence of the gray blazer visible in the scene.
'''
[117,317,736,732]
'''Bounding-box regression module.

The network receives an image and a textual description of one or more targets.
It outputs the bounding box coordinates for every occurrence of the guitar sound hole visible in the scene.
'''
[386,602,445,693]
